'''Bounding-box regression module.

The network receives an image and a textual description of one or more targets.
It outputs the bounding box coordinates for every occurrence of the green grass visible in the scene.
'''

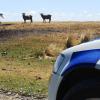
[0,22,99,96]
[0,33,63,96]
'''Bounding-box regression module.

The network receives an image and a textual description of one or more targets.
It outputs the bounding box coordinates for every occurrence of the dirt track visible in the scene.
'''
[0,90,48,100]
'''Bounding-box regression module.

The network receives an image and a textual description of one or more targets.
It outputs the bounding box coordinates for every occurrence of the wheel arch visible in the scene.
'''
[56,67,100,100]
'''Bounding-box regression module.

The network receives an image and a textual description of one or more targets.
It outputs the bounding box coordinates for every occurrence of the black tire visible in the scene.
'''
[63,80,100,100]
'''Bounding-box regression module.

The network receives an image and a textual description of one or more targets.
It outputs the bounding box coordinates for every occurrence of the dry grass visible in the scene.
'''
[0,22,100,95]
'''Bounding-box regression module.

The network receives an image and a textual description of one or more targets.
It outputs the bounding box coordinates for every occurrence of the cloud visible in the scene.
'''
[1,11,38,22]
[96,13,100,16]
[25,10,37,15]
[1,10,100,22]
[83,10,89,14]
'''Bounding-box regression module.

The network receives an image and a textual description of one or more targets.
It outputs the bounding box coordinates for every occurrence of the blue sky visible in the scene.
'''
[1,0,100,22]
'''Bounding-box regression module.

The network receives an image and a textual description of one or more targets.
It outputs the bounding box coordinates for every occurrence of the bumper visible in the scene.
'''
[48,73,62,100]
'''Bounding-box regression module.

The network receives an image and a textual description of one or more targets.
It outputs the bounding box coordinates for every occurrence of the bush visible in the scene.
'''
[34,49,44,58]
[44,44,62,57]
[64,35,73,49]
[80,34,90,43]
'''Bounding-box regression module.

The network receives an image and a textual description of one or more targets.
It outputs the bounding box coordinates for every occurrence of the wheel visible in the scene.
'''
[63,80,100,100]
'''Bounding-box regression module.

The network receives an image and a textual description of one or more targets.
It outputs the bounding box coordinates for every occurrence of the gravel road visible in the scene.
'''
[0,91,48,100]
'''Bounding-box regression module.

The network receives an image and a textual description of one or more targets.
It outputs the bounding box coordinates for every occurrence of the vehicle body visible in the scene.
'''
[48,40,100,100]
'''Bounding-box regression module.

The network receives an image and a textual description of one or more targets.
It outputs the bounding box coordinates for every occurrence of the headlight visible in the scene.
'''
[53,54,65,73]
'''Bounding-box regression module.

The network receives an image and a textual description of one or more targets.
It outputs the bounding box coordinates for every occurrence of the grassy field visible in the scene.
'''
[0,22,99,96]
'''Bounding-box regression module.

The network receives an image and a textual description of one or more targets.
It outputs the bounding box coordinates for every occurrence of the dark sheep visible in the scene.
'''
[22,13,33,23]
[40,13,52,23]
[0,13,4,18]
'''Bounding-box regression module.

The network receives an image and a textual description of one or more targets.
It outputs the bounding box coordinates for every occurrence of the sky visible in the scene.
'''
[0,0,100,22]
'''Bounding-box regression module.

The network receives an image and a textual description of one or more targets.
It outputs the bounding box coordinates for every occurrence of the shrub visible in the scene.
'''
[44,44,62,57]
[80,34,90,43]
[34,49,44,58]
[64,35,73,49]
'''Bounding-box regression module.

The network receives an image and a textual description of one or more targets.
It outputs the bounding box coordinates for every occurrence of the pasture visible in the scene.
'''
[0,22,99,96]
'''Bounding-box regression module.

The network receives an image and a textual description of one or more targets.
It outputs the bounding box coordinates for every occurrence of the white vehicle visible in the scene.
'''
[48,39,100,100]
